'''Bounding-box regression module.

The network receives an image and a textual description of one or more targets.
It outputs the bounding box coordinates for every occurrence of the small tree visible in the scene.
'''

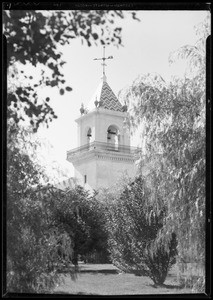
[49,185,110,266]
[105,176,177,285]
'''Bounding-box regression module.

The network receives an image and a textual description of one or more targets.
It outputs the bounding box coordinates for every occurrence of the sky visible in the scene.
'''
[35,10,209,179]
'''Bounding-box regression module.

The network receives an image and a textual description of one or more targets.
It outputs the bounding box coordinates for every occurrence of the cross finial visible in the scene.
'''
[93,46,113,80]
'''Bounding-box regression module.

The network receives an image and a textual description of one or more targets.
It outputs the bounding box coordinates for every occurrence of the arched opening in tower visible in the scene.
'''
[107,125,120,151]
[87,128,92,145]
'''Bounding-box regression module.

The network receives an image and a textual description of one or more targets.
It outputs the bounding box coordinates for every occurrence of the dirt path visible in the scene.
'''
[53,263,194,295]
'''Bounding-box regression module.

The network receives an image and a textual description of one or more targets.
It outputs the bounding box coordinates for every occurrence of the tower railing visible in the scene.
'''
[67,141,141,158]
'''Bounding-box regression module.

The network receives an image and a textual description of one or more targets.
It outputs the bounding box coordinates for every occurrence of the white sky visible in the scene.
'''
[35,10,209,178]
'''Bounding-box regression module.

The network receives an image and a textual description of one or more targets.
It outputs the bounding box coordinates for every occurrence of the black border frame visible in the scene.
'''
[1,2,212,298]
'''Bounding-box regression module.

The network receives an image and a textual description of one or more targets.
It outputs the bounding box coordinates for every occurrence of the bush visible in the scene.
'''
[144,233,178,285]
[104,176,178,285]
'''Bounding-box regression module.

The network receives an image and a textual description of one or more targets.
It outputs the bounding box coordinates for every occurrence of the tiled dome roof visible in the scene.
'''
[86,77,123,112]
[100,81,123,111]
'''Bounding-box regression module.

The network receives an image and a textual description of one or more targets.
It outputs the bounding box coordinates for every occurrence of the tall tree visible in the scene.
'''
[119,15,210,290]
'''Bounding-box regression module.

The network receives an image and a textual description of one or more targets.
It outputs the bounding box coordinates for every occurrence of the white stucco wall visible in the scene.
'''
[73,153,137,191]
[72,108,137,191]
[74,158,97,191]
[96,158,136,189]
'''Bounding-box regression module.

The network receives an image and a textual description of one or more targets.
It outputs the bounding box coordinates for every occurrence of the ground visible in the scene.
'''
[53,263,195,295]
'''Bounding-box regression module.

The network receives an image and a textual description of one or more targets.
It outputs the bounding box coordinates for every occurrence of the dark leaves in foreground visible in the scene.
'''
[4,10,139,131]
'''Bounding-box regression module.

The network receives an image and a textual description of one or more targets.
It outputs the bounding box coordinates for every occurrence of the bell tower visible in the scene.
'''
[67,48,139,191]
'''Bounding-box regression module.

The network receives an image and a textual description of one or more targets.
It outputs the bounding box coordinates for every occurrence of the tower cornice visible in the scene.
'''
[68,149,139,166]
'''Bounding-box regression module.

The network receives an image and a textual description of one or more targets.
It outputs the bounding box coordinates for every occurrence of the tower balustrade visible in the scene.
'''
[67,141,140,160]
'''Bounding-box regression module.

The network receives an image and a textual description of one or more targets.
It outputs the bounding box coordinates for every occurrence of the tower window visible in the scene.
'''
[107,125,120,150]
[84,175,87,184]
[87,128,92,137]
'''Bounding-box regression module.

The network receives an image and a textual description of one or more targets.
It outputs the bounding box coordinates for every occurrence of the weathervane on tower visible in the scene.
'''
[93,46,113,80]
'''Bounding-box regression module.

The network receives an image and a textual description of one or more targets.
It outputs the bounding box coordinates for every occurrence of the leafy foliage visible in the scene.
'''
[7,124,75,293]
[144,233,178,285]
[6,121,112,292]
[104,176,177,285]
[119,16,209,290]
[48,186,110,265]
[3,10,139,131]
[169,15,210,76]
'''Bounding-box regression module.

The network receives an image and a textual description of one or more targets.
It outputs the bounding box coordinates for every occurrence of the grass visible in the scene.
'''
[53,263,196,295]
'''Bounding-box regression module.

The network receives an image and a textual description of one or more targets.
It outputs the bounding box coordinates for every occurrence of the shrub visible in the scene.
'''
[144,233,178,285]
[105,176,178,285]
